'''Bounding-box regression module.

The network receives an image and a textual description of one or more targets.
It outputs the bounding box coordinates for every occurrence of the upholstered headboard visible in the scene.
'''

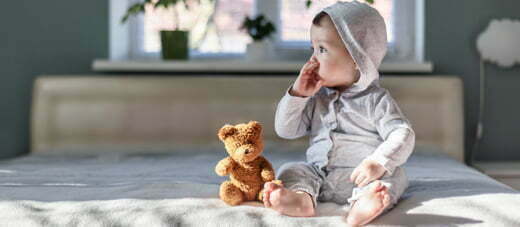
[31,75,464,162]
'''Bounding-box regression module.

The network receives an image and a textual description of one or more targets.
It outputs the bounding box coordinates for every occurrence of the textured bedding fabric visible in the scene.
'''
[0,144,519,226]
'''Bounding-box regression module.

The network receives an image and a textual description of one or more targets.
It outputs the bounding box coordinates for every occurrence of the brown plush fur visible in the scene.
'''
[215,121,281,206]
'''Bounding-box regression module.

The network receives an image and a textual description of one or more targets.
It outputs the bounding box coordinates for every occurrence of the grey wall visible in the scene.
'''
[0,1,108,158]
[0,0,519,163]
[424,0,520,163]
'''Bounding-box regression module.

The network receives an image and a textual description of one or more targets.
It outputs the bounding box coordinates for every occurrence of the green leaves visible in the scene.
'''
[306,0,312,8]
[155,0,179,9]
[240,15,276,41]
[120,0,213,24]
[121,3,145,23]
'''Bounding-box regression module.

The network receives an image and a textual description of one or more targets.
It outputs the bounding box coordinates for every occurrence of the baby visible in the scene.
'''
[263,1,415,226]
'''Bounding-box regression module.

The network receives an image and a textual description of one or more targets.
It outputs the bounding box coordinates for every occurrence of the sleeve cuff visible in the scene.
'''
[285,84,311,97]
[280,84,312,104]
[365,154,395,175]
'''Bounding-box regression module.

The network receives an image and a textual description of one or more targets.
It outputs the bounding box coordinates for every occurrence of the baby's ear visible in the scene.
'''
[218,124,237,141]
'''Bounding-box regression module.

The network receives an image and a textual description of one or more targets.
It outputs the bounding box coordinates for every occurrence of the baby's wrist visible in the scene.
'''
[289,86,307,98]
[365,159,386,170]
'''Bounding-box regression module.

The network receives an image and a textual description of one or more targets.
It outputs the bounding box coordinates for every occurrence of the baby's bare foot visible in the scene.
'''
[262,182,315,217]
[346,181,391,226]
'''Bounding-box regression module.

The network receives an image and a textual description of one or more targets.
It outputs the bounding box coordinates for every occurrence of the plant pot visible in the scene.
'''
[160,30,189,60]
[246,40,274,61]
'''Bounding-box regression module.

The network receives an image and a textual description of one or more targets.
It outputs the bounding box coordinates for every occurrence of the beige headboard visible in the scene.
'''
[31,75,464,162]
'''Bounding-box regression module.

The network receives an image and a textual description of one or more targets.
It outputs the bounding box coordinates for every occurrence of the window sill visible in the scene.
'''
[92,59,434,74]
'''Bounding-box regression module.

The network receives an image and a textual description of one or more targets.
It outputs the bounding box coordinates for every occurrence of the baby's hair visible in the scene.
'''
[312,11,330,26]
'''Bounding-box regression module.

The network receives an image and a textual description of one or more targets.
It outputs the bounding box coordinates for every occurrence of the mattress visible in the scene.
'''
[1,144,519,226]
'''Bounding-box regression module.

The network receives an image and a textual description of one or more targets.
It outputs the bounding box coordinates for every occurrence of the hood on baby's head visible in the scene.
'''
[320,1,388,93]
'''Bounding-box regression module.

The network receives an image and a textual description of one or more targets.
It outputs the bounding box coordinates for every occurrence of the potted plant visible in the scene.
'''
[122,0,214,60]
[240,14,277,61]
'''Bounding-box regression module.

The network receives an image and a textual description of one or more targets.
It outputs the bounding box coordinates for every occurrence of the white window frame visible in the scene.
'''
[256,0,425,63]
[110,0,425,63]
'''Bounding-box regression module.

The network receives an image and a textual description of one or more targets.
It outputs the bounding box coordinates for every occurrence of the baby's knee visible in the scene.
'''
[277,161,314,178]
[278,161,306,172]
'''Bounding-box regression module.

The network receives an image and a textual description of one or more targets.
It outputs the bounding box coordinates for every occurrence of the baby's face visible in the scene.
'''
[310,15,358,91]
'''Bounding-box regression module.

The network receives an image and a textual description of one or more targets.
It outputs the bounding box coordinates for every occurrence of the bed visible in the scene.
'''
[0,75,518,226]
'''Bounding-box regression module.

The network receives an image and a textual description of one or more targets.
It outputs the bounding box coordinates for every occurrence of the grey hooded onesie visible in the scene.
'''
[274,1,416,213]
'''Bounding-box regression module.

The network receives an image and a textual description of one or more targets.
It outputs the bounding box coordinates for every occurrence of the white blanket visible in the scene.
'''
[1,145,519,226]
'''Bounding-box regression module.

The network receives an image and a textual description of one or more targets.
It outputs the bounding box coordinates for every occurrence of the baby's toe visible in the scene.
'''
[263,191,271,207]
[369,180,383,192]
[264,182,280,192]
[269,188,285,208]
[381,192,391,207]
[263,182,284,208]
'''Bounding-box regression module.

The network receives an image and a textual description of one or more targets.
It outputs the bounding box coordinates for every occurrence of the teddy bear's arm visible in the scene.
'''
[215,157,234,176]
[260,157,275,182]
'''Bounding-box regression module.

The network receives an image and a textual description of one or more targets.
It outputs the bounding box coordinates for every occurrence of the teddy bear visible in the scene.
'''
[215,121,282,206]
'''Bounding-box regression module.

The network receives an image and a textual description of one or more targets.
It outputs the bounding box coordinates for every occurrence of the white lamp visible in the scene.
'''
[473,19,520,163]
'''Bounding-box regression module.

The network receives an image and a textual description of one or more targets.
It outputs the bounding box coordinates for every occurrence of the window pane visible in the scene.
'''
[280,0,393,43]
[143,0,254,53]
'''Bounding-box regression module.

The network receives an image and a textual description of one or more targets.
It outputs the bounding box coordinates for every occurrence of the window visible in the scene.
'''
[110,0,424,62]
[279,0,393,44]
[142,0,254,54]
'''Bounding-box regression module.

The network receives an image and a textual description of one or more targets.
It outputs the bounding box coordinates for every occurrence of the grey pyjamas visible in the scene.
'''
[276,162,408,213]
[274,1,416,212]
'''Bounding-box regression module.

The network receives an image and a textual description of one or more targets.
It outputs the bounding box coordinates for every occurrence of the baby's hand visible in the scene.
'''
[349,159,386,187]
[290,56,322,97]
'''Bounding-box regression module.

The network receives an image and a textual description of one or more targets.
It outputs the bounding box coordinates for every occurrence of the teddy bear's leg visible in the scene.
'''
[220,181,245,206]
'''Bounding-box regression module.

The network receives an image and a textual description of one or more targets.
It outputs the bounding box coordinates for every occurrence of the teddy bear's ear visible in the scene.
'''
[248,121,262,132]
[218,125,237,141]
